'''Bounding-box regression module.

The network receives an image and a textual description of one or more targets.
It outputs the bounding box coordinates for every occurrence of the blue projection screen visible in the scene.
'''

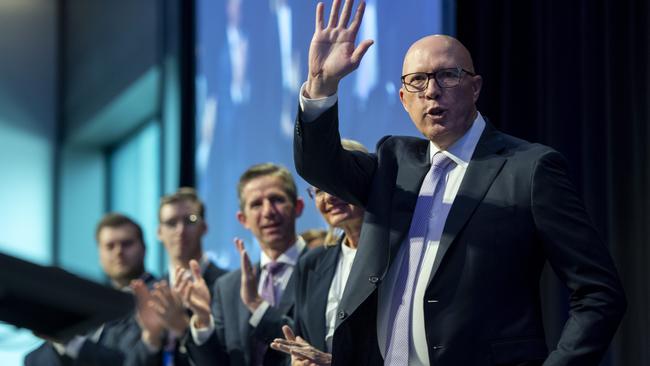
[196,0,450,268]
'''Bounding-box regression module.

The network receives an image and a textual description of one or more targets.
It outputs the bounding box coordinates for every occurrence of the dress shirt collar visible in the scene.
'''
[340,237,358,257]
[429,112,486,167]
[260,236,306,269]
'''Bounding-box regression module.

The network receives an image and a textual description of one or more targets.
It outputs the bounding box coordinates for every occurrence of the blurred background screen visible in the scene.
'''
[195,0,452,268]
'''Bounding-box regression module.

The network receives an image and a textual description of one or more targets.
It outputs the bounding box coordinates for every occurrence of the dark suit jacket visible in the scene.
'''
[187,254,307,366]
[294,104,627,366]
[24,273,157,366]
[293,238,343,352]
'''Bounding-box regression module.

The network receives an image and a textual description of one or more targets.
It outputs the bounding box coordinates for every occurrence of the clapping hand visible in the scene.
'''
[271,325,332,366]
[235,238,263,312]
[173,260,212,328]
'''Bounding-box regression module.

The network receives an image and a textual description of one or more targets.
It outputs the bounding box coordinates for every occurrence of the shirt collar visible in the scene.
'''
[429,112,486,168]
[260,236,306,268]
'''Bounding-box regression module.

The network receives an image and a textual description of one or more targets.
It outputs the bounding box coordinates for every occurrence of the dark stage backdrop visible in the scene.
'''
[456,0,649,364]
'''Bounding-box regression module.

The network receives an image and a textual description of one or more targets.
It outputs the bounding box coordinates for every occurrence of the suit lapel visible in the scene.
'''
[428,125,507,285]
[305,245,340,351]
[336,140,430,328]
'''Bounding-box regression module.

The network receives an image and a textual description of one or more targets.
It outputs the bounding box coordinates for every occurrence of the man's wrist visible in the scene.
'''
[141,329,162,350]
[245,296,264,313]
[305,76,337,99]
[191,313,211,329]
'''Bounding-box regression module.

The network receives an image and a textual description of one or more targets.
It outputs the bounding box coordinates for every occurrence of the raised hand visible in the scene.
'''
[306,0,374,98]
[173,260,212,328]
[235,238,263,312]
[271,325,333,366]
[131,279,165,349]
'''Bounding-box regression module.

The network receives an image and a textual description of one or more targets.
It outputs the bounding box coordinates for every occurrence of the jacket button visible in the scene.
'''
[432,345,445,350]
[337,311,347,320]
[368,276,380,284]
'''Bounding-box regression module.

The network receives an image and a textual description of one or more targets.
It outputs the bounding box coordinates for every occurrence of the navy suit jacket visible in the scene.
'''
[294,104,626,366]
[293,239,343,352]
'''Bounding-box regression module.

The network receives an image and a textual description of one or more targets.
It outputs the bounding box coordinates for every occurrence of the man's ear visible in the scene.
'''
[236,210,248,229]
[471,75,483,103]
[294,197,305,217]
[399,87,409,111]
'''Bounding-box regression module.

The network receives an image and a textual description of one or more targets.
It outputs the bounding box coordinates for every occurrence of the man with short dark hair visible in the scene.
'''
[25,213,155,366]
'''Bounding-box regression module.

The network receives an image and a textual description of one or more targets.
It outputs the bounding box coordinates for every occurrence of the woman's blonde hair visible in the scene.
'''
[323,139,368,246]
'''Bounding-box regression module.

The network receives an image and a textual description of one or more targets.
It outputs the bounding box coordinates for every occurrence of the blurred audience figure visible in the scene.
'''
[25,213,156,366]
[300,228,328,249]
[133,187,226,366]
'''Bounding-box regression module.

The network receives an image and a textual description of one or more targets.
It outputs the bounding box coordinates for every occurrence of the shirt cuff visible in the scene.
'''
[248,300,270,327]
[190,314,215,346]
[52,336,86,358]
[299,82,338,122]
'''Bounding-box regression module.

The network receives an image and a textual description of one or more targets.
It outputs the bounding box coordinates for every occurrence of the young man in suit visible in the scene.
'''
[134,187,226,365]
[25,213,156,366]
[186,163,306,366]
[291,0,626,365]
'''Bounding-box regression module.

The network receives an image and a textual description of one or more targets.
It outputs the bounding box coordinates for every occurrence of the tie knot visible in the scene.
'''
[265,261,285,275]
[431,152,454,171]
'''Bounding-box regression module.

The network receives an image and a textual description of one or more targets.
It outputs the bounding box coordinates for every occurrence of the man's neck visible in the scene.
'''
[262,236,297,261]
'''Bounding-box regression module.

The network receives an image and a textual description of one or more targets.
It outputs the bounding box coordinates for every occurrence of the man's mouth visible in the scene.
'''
[427,107,446,117]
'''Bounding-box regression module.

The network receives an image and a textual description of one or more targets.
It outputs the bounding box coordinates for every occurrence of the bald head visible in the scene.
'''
[402,35,475,75]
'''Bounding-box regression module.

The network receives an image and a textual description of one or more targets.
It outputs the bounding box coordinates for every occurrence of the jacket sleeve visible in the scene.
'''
[532,151,626,365]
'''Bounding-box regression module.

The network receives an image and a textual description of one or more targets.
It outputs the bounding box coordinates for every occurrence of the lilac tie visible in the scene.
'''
[385,152,455,365]
[253,261,287,366]
[260,261,285,307]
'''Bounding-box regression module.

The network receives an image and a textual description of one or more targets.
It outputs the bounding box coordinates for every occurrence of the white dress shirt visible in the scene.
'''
[300,86,485,365]
[324,239,358,352]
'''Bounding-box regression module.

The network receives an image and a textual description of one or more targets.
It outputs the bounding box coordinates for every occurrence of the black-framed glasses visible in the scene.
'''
[161,214,201,228]
[401,66,476,92]
[306,187,325,200]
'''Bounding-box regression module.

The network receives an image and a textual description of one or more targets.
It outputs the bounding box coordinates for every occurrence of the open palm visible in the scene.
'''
[306,0,373,98]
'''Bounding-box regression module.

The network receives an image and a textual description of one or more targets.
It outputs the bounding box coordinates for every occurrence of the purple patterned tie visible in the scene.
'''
[253,261,287,366]
[385,152,455,365]
[260,261,285,307]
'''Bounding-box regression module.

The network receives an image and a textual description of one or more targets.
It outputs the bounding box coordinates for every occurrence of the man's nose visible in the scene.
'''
[424,77,441,99]
[262,199,276,217]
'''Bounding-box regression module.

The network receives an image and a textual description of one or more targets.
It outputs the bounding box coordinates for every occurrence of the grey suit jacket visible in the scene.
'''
[294,104,626,366]
[187,253,307,366]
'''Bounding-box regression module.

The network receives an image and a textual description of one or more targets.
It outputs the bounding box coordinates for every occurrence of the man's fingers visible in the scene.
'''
[189,259,203,282]
[348,0,366,34]
[338,0,354,28]
[327,0,342,28]
[350,39,374,66]
[282,325,297,341]
[315,2,325,31]
[234,237,245,254]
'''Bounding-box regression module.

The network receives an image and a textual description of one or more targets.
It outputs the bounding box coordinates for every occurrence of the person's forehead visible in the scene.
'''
[160,199,200,217]
[98,225,138,244]
[242,175,288,199]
